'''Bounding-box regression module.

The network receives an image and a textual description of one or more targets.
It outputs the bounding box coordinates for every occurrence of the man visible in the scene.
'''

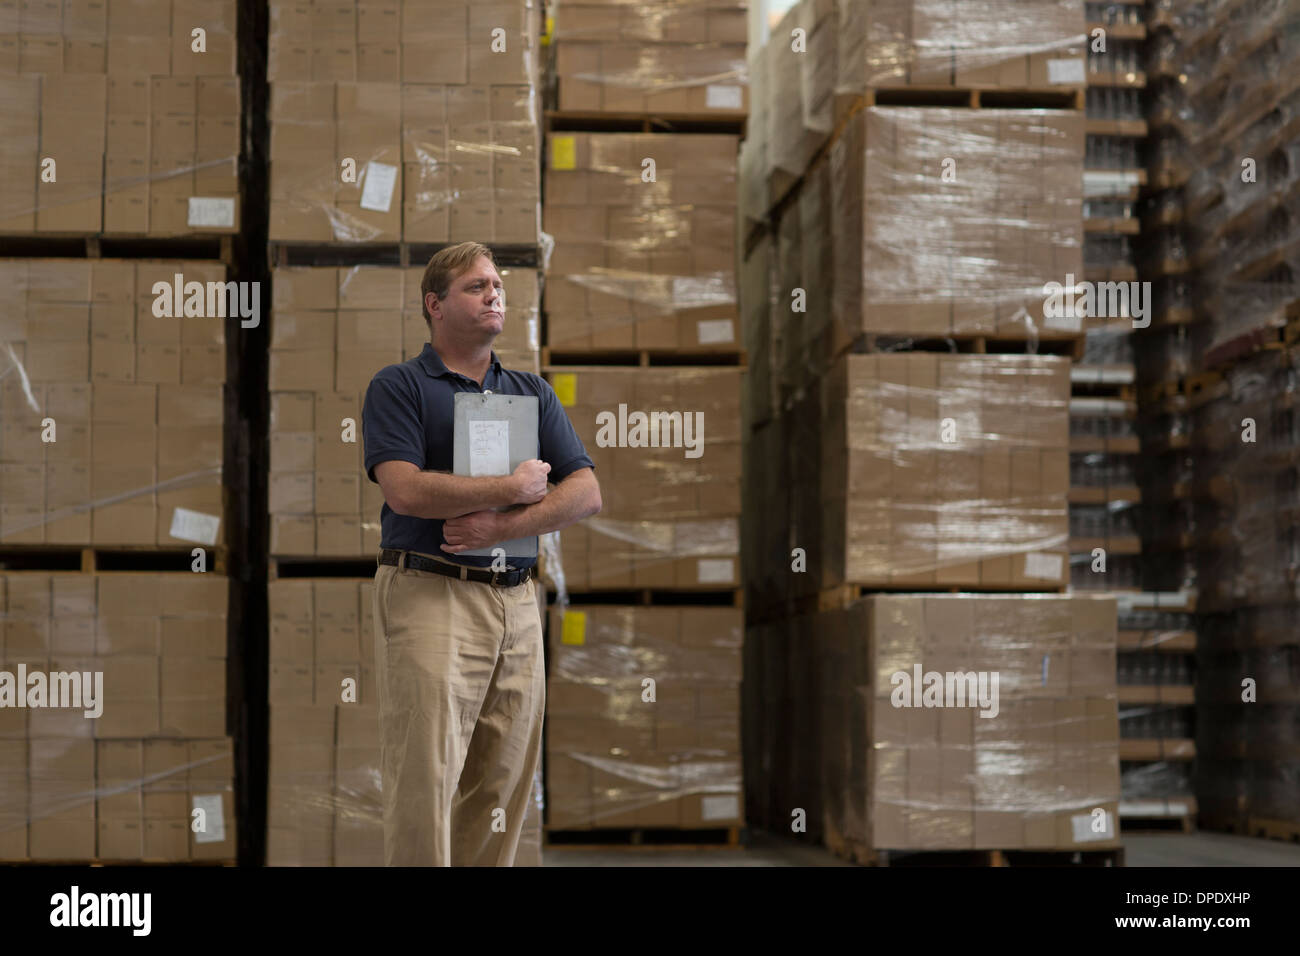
[362,241,601,866]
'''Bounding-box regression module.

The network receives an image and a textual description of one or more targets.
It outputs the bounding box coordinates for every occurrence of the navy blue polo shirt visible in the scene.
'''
[362,343,594,569]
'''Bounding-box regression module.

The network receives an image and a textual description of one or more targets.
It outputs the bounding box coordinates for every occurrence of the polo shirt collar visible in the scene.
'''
[419,343,502,381]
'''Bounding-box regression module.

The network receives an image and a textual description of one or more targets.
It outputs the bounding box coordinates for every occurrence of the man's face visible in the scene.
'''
[428,256,505,344]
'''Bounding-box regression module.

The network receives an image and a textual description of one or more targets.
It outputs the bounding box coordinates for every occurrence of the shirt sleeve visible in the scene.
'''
[362,369,427,483]
[537,378,595,482]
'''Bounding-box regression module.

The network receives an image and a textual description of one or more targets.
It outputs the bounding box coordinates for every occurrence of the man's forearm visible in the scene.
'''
[497,473,599,539]
[401,470,516,520]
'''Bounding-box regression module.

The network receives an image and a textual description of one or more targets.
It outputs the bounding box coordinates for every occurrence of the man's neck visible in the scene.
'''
[432,338,493,384]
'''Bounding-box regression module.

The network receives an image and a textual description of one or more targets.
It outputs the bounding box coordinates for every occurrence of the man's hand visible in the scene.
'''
[441,510,509,554]
[509,459,551,505]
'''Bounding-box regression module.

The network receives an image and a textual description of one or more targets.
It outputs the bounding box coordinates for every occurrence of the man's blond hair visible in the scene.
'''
[420,241,496,329]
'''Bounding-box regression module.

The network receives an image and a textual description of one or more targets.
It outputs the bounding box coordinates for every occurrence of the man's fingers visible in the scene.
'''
[441,543,466,554]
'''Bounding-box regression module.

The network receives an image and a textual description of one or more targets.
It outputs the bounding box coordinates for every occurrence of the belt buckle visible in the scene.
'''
[490,569,503,587]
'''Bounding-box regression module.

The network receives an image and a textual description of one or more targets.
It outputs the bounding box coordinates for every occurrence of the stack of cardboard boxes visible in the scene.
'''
[542,132,739,352]
[740,1,1120,856]
[545,604,742,828]
[267,0,540,242]
[815,594,1119,852]
[0,0,240,235]
[1130,1,1300,832]
[548,0,748,116]
[747,0,1086,212]
[540,38,747,833]
[542,367,741,591]
[540,372,746,828]
[0,573,235,861]
[264,0,547,864]
[265,578,380,865]
[0,259,226,547]
[834,0,1087,95]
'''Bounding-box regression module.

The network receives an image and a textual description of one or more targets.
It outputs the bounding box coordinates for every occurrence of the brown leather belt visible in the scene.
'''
[377,548,533,588]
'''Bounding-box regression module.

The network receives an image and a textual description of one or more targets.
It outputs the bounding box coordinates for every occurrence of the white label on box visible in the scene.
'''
[170,507,221,545]
[1047,58,1086,85]
[468,420,510,476]
[187,197,235,228]
[360,161,398,213]
[705,84,742,109]
[192,793,226,844]
[1071,810,1114,843]
[1023,552,1063,580]
[696,319,735,345]
[701,794,740,821]
[697,558,735,584]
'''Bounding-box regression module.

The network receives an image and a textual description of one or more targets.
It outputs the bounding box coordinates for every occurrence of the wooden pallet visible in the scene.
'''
[1117,685,1196,706]
[269,556,379,579]
[1246,817,1300,843]
[1070,535,1142,555]
[542,826,743,850]
[541,346,747,368]
[816,578,1068,611]
[1201,314,1300,372]
[843,329,1085,360]
[4,858,236,866]
[838,85,1085,118]
[543,109,747,136]
[1069,486,1142,505]
[0,233,234,264]
[1140,369,1224,404]
[547,587,743,608]
[1085,118,1148,137]
[268,241,542,270]
[1086,20,1147,41]
[0,545,227,574]
[827,836,1123,867]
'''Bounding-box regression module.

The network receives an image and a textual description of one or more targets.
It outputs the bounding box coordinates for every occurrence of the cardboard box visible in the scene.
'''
[811,594,1117,852]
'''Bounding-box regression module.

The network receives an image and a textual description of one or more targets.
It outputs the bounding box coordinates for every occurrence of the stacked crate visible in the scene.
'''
[546,0,748,118]
[0,0,240,236]
[267,0,541,244]
[539,3,748,841]
[0,0,240,862]
[1132,0,1300,839]
[263,0,546,864]
[0,256,235,861]
[0,573,235,861]
[741,0,1122,859]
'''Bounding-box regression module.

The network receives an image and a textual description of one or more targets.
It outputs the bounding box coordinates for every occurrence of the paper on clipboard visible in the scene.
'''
[453,393,540,559]
[468,420,510,476]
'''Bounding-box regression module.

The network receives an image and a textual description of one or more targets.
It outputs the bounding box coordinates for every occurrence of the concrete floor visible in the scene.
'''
[542,829,1300,867]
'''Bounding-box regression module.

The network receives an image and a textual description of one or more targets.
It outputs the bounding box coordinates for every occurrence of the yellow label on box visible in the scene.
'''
[551,372,577,406]
[551,136,576,171]
[561,611,586,646]
[541,15,554,46]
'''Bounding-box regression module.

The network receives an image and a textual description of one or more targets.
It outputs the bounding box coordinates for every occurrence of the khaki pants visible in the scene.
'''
[372,555,545,866]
